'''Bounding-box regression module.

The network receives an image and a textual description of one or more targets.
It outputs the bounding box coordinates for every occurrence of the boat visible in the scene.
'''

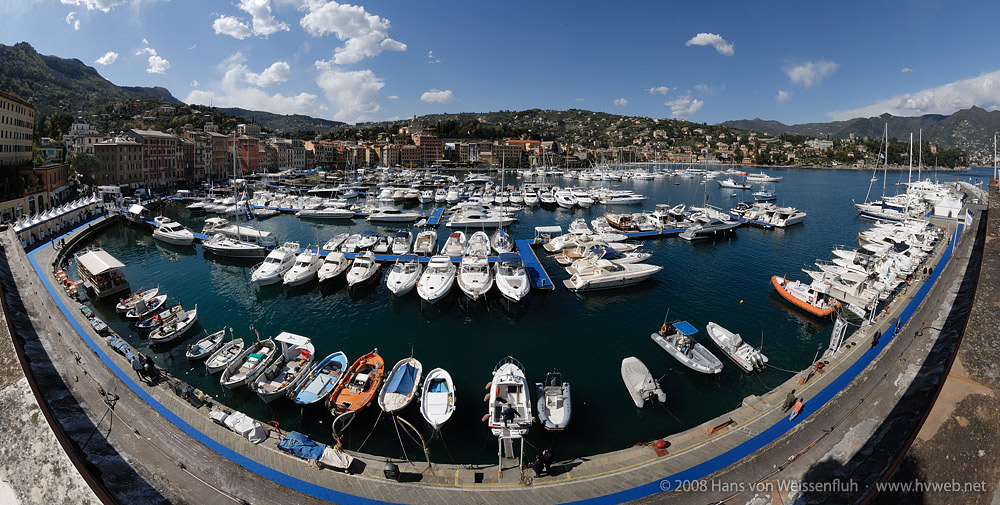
[201,233,266,259]
[418,190,434,204]
[650,320,723,374]
[420,368,455,430]
[205,337,245,374]
[562,259,662,292]
[124,294,167,320]
[185,328,227,360]
[317,251,350,283]
[220,336,278,389]
[494,253,530,302]
[385,255,422,296]
[746,171,783,182]
[752,185,777,202]
[296,207,356,220]
[291,351,348,405]
[148,305,199,344]
[378,357,423,413]
[717,177,751,189]
[679,216,741,241]
[491,228,513,254]
[486,356,532,437]
[345,251,381,287]
[771,276,841,317]
[76,248,130,300]
[417,255,456,303]
[565,246,651,274]
[327,349,385,416]
[445,207,517,228]
[283,249,322,286]
[202,217,273,241]
[440,231,467,257]
[115,287,158,313]
[134,303,182,332]
[152,219,195,246]
[413,230,437,255]
[554,189,577,209]
[391,230,413,255]
[322,232,350,252]
[340,233,362,253]
[620,357,666,408]
[250,242,299,285]
[705,322,768,373]
[535,370,571,431]
[367,206,421,223]
[248,332,316,403]
[457,255,493,300]
[465,231,492,256]
[357,230,379,250]
[373,235,392,254]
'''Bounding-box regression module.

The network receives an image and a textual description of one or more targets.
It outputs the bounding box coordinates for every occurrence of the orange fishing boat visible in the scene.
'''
[326,349,384,416]
[771,276,840,317]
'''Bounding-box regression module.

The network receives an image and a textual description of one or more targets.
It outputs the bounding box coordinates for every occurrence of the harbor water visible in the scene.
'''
[74,166,989,464]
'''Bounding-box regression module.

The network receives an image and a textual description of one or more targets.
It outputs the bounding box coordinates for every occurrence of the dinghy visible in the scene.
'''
[705,322,768,373]
[290,351,348,406]
[185,328,227,360]
[378,357,423,413]
[620,357,665,408]
[220,336,278,389]
[327,349,384,416]
[420,368,455,430]
[535,370,571,431]
[651,320,724,374]
[206,337,245,374]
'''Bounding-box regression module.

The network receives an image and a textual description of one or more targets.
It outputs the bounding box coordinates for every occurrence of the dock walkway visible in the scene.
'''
[515,239,555,290]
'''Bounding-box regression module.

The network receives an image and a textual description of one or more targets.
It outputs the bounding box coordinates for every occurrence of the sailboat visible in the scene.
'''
[854,124,907,222]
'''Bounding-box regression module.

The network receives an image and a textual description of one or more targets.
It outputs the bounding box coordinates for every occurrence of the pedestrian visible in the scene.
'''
[895,318,901,335]
[782,389,797,412]
[871,330,881,349]
[131,354,147,383]
[792,400,803,415]
[143,354,159,383]
[502,406,517,426]
[542,449,554,475]
[528,454,544,478]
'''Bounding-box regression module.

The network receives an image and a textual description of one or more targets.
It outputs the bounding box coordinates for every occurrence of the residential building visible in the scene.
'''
[227,135,259,175]
[291,139,306,169]
[238,121,262,138]
[20,162,70,210]
[94,137,143,189]
[37,137,64,162]
[0,90,34,167]
[63,121,106,156]
[124,128,180,189]
[413,135,444,163]
[204,131,228,180]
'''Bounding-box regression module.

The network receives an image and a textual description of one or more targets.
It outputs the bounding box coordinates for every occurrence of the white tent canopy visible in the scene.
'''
[77,249,125,275]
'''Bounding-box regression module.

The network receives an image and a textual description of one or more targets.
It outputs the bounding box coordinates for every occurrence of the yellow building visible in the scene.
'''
[0,90,34,167]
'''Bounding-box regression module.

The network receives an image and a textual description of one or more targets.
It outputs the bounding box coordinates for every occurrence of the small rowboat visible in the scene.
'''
[125,294,167,320]
[378,357,422,413]
[186,328,227,360]
[206,338,245,373]
[135,304,182,332]
[420,368,455,430]
[327,349,384,416]
[290,351,348,405]
[115,287,158,313]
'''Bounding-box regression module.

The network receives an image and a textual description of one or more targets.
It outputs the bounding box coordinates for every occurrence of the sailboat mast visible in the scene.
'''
[918,129,922,179]
[882,124,888,198]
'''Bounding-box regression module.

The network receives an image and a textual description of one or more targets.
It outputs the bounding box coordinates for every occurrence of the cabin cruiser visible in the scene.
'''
[679,214,741,241]
[152,219,194,246]
[202,233,266,258]
[345,251,381,287]
[283,249,322,286]
[202,217,273,241]
[554,188,577,209]
[417,255,456,303]
[391,230,413,255]
[367,206,421,223]
[486,357,532,437]
[494,253,530,302]
[385,255,422,296]
[297,206,356,220]
[340,233,362,253]
[562,258,662,291]
[457,255,493,300]
[250,242,299,285]
[445,206,516,228]
[317,251,351,283]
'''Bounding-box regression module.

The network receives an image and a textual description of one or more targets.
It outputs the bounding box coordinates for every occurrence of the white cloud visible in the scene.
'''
[213,15,252,40]
[95,51,118,65]
[575,98,585,102]
[785,60,838,88]
[314,68,383,122]
[245,61,291,87]
[137,44,169,74]
[427,50,441,64]
[300,0,407,65]
[901,67,913,73]
[141,38,148,44]
[65,11,80,30]
[185,54,322,117]
[421,89,454,104]
[614,98,628,106]
[684,33,734,56]
[665,95,703,119]
[648,86,670,95]
[829,69,1000,121]
[386,95,398,100]
[695,84,721,95]
[60,0,126,13]
[238,0,289,37]
[776,89,791,103]
[190,80,199,87]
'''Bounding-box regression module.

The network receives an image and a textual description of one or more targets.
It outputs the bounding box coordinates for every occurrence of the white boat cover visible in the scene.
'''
[77,250,126,275]
[319,447,354,470]
[220,411,269,444]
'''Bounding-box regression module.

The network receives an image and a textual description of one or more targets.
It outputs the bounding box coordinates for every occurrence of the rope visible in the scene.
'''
[354,409,381,452]
[437,429,456,463]
[655,401,689,429]
[764,363,803,374]
[392,416,411,463]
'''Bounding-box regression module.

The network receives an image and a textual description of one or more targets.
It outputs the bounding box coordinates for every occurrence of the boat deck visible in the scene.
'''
[514,239,555,290]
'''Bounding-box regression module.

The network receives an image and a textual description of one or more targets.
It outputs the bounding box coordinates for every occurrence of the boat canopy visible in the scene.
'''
[497,252,521,263]
[361,230,376,236]
[77,249,126,275]
[398,254,418,262]
[395,230,409,237]
[127,204,146,215]
[275,331,311,347]
[534,225,562,234]
[385,363,418,394]
[596,247,623,260]
[672,320,699,336]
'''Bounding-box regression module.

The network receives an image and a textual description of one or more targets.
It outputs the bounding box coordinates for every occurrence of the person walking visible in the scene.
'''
[871,330,881,349]
[542,449,554,475]
[131,354,147,383]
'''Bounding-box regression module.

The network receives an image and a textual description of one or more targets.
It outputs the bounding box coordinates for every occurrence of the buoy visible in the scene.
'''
[485,381,492,390]
[483,393,490,403]
[481,413,489,422]
[653,439,668,449]
[740,300,743,304]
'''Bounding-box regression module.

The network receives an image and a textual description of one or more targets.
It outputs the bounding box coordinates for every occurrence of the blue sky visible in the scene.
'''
[3,0,1000,126]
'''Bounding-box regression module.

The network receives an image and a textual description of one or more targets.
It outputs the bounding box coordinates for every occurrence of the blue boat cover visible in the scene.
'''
[399,254,418,262]
[277,431,326,460]
[395,230,409,237]
[672,320,698,335]
[597,247,623,260]
[386,363,418,394]
[497,252,521,263]
[428,378,448,393]
[362,230,376,236]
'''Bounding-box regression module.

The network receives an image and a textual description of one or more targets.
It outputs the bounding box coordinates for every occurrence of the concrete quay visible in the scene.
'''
[0,195,982,504]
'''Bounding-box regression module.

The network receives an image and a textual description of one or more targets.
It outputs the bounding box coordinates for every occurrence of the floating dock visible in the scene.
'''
[425,208,445,226]
[514,239,555,290]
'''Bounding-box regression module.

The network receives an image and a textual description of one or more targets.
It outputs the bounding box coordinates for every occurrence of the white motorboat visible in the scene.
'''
[220,337,278,389]
[290,351,348,405]
[357,230,379,250]
[297,207,356,219]
[416,255,455,303]
[413,230,438,255]
[322,232,350,252]
[621,357,665,408]
[539,190,556,206]
[418,190,434,204]
[651,320,723,374]
[373,235,392,254]
[535,370,571,431]
[185,328,227,360]
[717,177,751,189]
[554,189,577,209]
[148,305,199,344]
[202,217,273,241]
[345,251,381,287]
[440,231,466,257]
[250,242,299,285]
[486,356,532,437]
[523,190,539,206]
[391,230,413,255]
[385,255,422,296]
[317,251,351,283]
[152,219,195,246]
[283,249,322,286]
[457,255,493,300]
[201,233,266,258]
[746,171,783,182]
[465,231,492,256]
[445,207,517,228]
[565,247,651,274]
[186,200,208,213]
[705,322,768,373]
[205,337,245,374]
[420,368,456,430]
[494,253,530,302]
[367,206,421,223]
[340,233,362,253]
[562,259,662,292]
[125,294,168,320]
[115,287,159,313]
[434,188,448,203]
[248,332,316,403]
[491,228,513,254]
[378,357,423,413]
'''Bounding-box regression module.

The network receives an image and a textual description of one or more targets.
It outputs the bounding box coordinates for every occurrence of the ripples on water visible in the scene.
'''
[77,166,990,463]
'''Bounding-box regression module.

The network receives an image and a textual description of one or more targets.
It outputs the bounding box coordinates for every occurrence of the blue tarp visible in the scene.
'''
[672,320,699,336]
[277,431,326,460]
[428,378,448,393]
[386,363,418,395]
[596,247,623,260]
[497,252,521,263]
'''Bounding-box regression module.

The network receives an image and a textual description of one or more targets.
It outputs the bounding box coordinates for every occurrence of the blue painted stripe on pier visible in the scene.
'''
[514,239,554,290]
[567,223,964,505]
[623,228,684,239]
[425,208,445,226]
[27,220,398,505]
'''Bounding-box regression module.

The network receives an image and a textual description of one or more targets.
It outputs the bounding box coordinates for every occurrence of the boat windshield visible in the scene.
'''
[265,257,282,264]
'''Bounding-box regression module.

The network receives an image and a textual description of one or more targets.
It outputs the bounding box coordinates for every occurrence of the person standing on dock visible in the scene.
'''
[782,390,796,412]
[871,330,881,349]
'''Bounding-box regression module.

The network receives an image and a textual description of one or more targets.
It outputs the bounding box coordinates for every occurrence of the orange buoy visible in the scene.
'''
[485,381,492,390]
[481,413,489,422]
[483,393,490,403]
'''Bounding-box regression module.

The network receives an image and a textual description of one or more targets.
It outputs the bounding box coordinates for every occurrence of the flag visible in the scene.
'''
[965,210,973,226]
[243,201,255,221]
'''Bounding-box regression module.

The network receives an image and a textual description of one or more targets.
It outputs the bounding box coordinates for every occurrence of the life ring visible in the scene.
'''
[660,324,669,334]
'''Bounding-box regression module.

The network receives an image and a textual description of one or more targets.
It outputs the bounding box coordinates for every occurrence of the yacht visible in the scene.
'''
[202,217,273,241]
[297,207,356,220]
[283,249,322,286]
[201,233,266,258]
[746,171,783,182]
[457,255,493,300]
[434,188,448,203]
[416,255,456,303]
[554,189,577,209]
[562,259,662,292]
[391,230,413,255]
[445,207,516,228]
[494,253,530,302]
[385,255,422,296]
[345,251,381,287]
[317,251,351,283]
[152,219,194,246]
[418,190,434,204]
[367,206,421,223]
[250,242,299,285]
[413,230,438,255]
[679,215,741,241]
[523,190,539,206]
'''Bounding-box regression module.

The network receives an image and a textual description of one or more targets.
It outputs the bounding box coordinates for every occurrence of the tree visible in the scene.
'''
[71,153,100,188]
